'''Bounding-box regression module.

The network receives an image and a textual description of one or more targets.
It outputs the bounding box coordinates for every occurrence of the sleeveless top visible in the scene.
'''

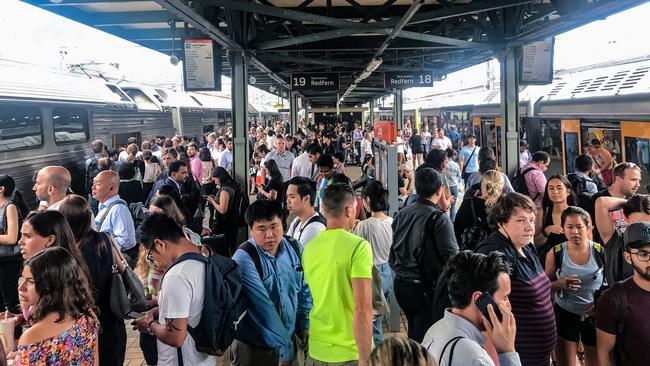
[0,201,9,235]
[17,315,98,365]
[555,241,604,315]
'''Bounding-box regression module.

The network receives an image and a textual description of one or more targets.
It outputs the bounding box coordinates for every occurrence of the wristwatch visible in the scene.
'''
[146,320,156,335]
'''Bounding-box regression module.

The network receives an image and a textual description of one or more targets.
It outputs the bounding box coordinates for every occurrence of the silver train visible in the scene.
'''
[0,60,275,208]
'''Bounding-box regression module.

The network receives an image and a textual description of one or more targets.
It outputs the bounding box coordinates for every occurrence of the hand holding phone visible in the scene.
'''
[476,293,516,354]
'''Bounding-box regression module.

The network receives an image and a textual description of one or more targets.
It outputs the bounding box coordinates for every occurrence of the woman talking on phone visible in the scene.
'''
[545,207,604,366]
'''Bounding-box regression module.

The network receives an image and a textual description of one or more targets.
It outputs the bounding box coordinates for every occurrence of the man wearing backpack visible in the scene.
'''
[133,213,217,366]
[231,200,312,366]
[286,177,326,246]
[86,139,105,215]
[390,166,459,342]
[422,251,521,366]
[516,151,550,209]
[567,154,599,207]
[595,221,650,366]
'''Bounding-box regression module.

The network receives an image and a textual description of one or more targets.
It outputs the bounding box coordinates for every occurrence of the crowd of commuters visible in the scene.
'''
[0,116,647,366]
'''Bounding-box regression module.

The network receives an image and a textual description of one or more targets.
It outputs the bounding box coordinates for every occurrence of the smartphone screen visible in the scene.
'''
[125,311,144,319]
[475,292,503,325]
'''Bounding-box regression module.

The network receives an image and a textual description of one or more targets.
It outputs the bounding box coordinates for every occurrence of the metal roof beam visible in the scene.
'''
[29,0,142,5]
[254,28,392,49]
[361,0,398,23]
[197,0,375,30]
[375,0,537,27]
[87,11,174,26]
[376,0,423,56]
[257,54,359,67]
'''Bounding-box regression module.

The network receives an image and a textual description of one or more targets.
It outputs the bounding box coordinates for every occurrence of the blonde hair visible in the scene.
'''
[481,170,505,208]
[368,337,436,366]
[126,143,139,163]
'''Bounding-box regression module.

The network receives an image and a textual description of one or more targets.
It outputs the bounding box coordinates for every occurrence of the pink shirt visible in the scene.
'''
[190,155,202,184]
[523,162,547,207]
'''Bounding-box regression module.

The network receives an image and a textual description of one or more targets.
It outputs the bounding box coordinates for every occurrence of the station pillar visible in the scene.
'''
[499,46,521,176]
[368,99,375,129]
[229,50,250,193]
[290,91,299,134]
[393,90,403,129]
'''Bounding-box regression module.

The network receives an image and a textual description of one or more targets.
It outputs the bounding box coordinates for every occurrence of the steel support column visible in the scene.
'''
[499,46,520,176]
[394,90,403,130]
[230,50,249,191]
[368,99,375,129]
[290,91,299,135]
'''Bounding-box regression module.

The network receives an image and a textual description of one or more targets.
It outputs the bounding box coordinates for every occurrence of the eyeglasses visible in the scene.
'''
[628,249,650,262]
[146,247,155,262]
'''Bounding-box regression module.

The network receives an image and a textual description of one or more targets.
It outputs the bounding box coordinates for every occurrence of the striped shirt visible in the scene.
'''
[477,232,556,366]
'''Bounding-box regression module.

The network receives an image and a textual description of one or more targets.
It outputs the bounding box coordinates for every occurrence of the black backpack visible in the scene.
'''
[567,173,595,207]
[128,202,148,230]
[415,211,444,297]
[512,167,539,201]
[553,242,604,274]
[431,266,452,323]
[166,251,246,359]
[288,214,327,244]
[238,235,302,278]
[460,199,489,251]
[85,157,101,194]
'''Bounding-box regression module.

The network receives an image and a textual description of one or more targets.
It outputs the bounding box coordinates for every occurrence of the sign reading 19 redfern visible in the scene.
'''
[290,73,340,91]
[384,72,433,89]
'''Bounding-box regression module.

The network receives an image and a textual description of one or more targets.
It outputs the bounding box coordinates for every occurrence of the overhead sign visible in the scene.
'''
[182,39,222,91]
[290,73,339,91]
[384,72,433,89]
[278,108,291,113]
[520,37,554,85]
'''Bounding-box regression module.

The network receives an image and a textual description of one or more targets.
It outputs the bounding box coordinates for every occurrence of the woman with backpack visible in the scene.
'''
[454,170,504,250]
[0,175,25,314]
[544,206,604,366]
[206,167,244,256]
[538,175,577,258]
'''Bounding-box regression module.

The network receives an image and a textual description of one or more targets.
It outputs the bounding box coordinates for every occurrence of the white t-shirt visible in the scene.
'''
[286,213,326,246]
[361,139,373,158]
[157,258,216,366]
[431,136,452,150]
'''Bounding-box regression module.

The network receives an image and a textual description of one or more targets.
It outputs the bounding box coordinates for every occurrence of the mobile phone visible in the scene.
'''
[125,311,144,319]
[475,292,503,325]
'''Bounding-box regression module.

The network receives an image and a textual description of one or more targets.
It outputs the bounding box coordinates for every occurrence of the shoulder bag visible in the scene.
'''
[107,234,148,319]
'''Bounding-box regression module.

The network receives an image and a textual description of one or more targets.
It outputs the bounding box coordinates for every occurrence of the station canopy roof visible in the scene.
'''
[23,0,646,107]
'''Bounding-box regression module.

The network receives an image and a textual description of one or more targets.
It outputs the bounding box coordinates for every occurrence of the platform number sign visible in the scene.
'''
[289,73,339,91]
[384,72,434,89]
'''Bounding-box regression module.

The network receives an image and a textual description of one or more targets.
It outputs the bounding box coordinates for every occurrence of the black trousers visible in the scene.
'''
[393,278,433,343]
[0,257,22,314]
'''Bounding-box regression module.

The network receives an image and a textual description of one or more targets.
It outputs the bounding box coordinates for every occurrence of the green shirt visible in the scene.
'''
[302,228,373,362]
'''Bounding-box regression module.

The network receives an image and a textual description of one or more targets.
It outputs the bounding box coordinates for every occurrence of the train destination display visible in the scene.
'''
[290,73,340,91]
[384,72,434,88]
[183,39,222,91]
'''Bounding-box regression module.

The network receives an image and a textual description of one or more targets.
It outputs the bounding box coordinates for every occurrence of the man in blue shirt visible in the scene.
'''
[231,200,312,366]
[458,133,480,185]
[92,170,137,263]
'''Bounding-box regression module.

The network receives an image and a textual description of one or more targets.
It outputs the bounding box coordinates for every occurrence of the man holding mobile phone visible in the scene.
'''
[422,251,521,366]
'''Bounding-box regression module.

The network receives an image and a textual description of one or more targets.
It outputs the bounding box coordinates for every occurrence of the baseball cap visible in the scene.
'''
[624,222,650,249]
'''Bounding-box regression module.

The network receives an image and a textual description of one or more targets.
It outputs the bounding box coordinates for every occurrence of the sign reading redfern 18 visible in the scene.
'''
[384,72,433,89]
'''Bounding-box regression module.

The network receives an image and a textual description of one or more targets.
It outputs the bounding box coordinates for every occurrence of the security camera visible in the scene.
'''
[170,54,179,66]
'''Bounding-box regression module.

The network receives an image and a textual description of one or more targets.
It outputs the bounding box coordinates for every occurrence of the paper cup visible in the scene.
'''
[0,318,15,352]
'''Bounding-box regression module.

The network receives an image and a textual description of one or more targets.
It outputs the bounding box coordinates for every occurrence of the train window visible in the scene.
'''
[154,89,169,102]
[121,88,159,110]
[624,137,650,190]
[105,84,132,102]
[0,106,43,152]
[52,107,89,144]
[579,121,622,161]
[564,132,580,173]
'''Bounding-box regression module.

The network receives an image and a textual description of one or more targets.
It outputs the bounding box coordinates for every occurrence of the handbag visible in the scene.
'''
[107,234,148,319]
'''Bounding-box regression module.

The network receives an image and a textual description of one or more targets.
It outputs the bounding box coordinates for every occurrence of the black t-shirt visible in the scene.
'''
[453,197,488,245]
[266,176,285,203]
[409,135,423,154]
[596,278,650,366]
[336,135,347,153]
[398,175,405,189]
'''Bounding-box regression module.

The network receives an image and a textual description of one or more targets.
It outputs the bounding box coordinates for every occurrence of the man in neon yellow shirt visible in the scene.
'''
[302,183,373,365]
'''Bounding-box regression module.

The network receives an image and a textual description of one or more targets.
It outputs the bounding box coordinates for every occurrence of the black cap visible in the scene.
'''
[624,222,650,249]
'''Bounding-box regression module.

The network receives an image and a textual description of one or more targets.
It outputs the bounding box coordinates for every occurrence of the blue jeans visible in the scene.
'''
[449,185,459,221]
[372,262,393,345]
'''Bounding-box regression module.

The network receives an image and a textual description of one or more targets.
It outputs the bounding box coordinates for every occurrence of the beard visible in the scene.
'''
[632,262,650,281]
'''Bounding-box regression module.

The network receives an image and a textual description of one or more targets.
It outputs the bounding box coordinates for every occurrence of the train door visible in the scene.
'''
[560,120,580,174]
[472,117,482,145]
[621,121,650,192]
[480,118,499,167]
[579,120,622,160]
[112,132,141,149]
